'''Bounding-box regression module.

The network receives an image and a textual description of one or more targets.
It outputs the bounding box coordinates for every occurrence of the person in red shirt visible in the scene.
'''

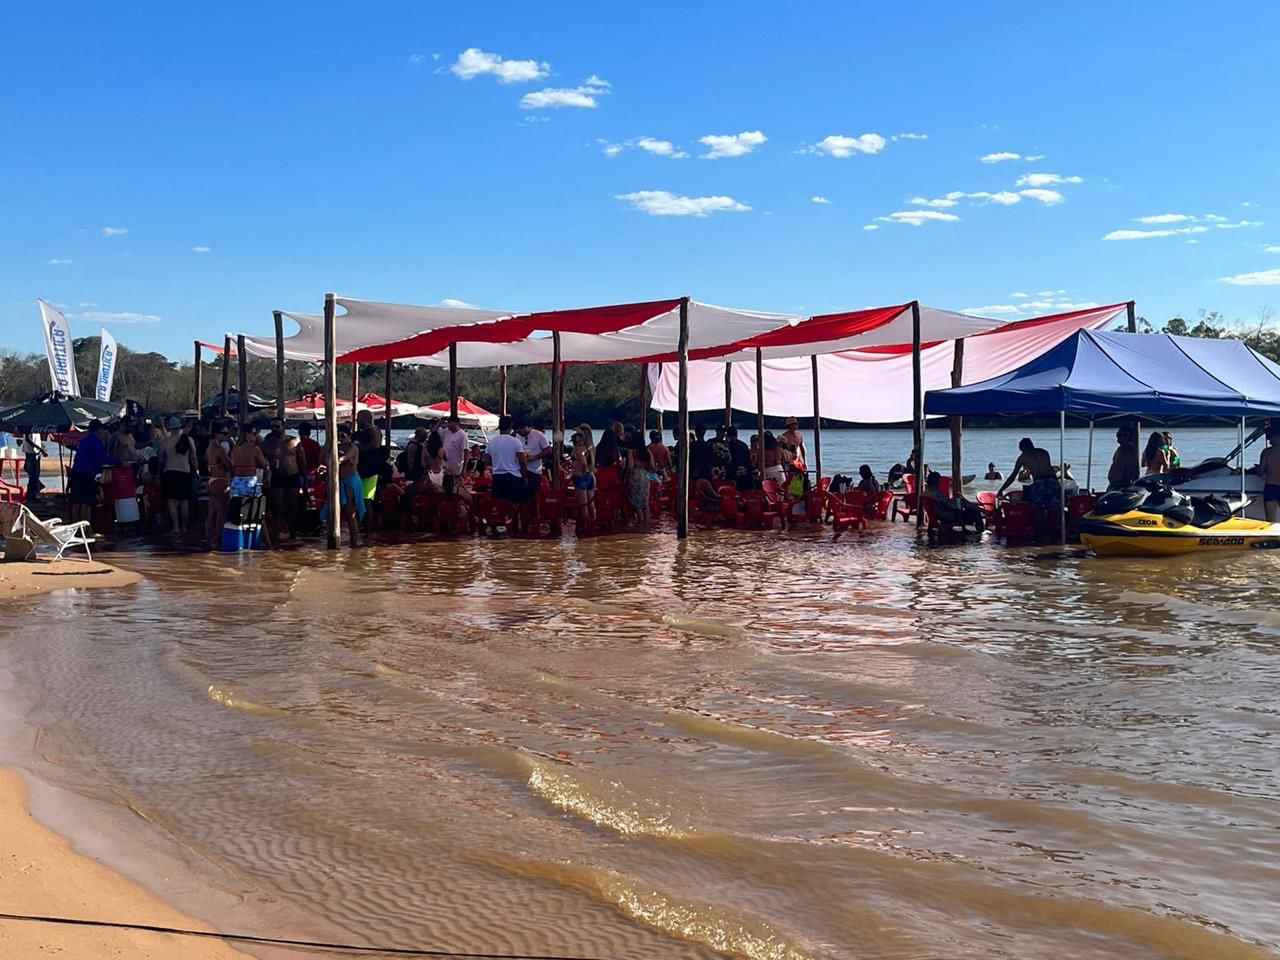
[297,423,324,478]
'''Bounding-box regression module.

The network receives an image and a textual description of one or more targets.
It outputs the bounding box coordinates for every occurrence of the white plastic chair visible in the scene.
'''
[14,505,93,561]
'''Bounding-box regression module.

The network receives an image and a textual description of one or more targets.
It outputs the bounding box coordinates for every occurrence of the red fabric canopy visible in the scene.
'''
[420,396,496,417]
[339,298,685,364]
[853,302,1130,355]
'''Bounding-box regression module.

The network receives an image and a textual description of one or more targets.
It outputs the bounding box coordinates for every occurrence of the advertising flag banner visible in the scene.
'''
[38,299,80,395]
[96,327,118,401]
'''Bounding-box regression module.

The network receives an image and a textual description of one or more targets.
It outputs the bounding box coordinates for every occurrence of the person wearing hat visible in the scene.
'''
[158,415,198,536]
[68,420,116,525]
[780,417,807,472]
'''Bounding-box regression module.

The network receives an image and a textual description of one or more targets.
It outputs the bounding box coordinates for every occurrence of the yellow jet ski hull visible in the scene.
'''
[1079,510,1280,557]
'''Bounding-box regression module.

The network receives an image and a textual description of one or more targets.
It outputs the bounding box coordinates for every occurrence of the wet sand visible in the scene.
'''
[0,768,248,958]
[0,557,140,600]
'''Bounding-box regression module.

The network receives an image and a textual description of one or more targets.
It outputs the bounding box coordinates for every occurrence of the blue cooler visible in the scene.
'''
[219,523,262,552]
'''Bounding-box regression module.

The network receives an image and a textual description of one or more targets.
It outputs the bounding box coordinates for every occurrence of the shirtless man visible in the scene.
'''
[1107,426,1139,490]
[780,417,807,468]
[998,437,1060,535]
[231,424,270,478]
[1258,429,1280,522]
[262,419,303,539]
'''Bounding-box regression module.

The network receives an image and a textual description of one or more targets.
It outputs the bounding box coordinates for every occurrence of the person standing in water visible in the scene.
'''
[1257,428,1280,522]
[1107,427,1140,490]
[997,437,1060,536]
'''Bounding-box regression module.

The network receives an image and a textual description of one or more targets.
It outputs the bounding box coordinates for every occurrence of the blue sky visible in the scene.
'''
[3,2,1279,359]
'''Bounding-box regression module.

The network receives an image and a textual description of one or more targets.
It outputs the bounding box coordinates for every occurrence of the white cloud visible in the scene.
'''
[1215,219,1263,230]
[441,298,476,308]
[980,152,1021,163]
[698,130,766,159]
[862,224,879,231]
[1186,239,1199,244]
[1025,154,1046,162]
[101,226,128,236]
[450,47,549,83]
[967,190,1022,205]
[599,136,688,159]
[810,196,831,204]
[1015,172,1082,188]
[72,310,161,324]
[616,190,750,217]
[808,133,886,158]
[1019,188,1065,205]
[892,132,928,141]
[964,296,1100,316]
[79,302,97,307]
[1103,225,1209,240]
[432,53,440,61]
[1203,213,1228,222]
[520,76,609,110]
[964,303,1024,315]
[908,195,959,208]
[1265,245,1280,253]
[1011,292,1030,299]
[46,258,73,265]
[877,209,960,227]
[1134,213,1194,224]
[192,245,211,253]
[1220,268,1280,286]
[408,53,425,65]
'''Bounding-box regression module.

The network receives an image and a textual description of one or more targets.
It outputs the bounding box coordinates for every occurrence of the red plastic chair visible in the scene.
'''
[531,488,565,537]
[718,486,744,527]
[741,490,782,530]
[1066,493,1098,541]
[595,466,621,490]
[432,494,466,536]
[815,476,831,493]
[891,474,918,522]
[593,487,625,533]
[975,491,999,525]
[476,498,516,536]
[999,500,1036,541]
[0,477,23,503]
[827,492,868,535]
[648,480,672,517]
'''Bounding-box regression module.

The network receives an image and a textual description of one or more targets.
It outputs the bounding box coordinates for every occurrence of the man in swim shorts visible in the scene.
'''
[1258,428,1280,522]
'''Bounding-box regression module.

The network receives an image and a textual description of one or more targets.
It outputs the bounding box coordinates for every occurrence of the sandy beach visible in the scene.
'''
[0,768,248,958]
[0,557,141,600]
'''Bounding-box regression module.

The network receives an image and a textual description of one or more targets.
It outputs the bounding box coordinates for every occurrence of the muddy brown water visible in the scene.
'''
[4,524,1279,959]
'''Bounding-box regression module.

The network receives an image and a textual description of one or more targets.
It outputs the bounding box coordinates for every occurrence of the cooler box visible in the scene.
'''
[108,467,140,523]
[219,523,262,552]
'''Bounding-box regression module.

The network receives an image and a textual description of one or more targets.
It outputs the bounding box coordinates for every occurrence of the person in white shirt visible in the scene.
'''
[21,430,47,499]
[441,415,469,493]
[486,416,526,510]
[516,418,551,498]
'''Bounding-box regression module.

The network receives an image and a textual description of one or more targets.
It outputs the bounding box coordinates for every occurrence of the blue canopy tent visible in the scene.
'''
[924,331,1280,539]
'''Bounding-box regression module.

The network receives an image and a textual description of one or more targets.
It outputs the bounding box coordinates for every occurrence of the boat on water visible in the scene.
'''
[1078,480,1280,557]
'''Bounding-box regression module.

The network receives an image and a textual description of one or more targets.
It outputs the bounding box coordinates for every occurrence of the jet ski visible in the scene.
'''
[1078,479,1280,557]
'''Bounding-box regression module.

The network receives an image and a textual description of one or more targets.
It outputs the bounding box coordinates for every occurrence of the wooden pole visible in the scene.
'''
[551,332,563,478]
[273,310,286,422]
[383,361,393,452]
[1127,300,1140,477]
[324,294,339,550]
[639,363,649,434]
[1059,410,1067,544]
[723,362,732,427]
[950,338,965,499]
[810,354,822,484]
[911,300,923,528]
[755,347,765,489]
[219,336,231,418]
[1126,300,1137,333]
[676,297,690,539]
[448,343,458,418]
[192,341,203,414]
[236,334,248,428]
[498,365,508,416]
[350,364,359,429]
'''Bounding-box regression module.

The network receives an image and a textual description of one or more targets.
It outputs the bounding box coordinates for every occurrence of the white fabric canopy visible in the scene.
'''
[238,299,513,362]
[648,304,1126,424]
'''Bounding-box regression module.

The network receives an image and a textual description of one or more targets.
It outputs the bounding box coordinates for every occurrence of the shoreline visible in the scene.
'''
[0,767,250,958]
[0,557,141,600]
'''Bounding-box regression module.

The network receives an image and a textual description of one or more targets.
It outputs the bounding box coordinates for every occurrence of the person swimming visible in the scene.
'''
[984,461,1003,481]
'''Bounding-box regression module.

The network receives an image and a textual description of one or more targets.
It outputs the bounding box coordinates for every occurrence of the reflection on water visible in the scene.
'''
[6,525,1280,959]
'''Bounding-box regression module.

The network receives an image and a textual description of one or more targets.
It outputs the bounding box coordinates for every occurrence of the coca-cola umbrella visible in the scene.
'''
[356,392,420,418]
[414,396,499,431]
[0,391,123,431]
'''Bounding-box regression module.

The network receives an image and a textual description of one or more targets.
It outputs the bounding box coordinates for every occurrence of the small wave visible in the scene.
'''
[205,684,289,718]
[1117,590,1280,633]
[557,596,745,639]
[476,853,815,960]
[520,756,694,839]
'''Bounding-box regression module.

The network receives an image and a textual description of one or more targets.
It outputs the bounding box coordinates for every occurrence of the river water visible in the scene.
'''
[4,500,1279,958]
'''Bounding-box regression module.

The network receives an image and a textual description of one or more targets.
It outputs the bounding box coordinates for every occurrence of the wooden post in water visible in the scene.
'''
[219,336,231,418]
[723,362,732,427]
[911,301,923,528]
[498,365,508,417]
[192,341,203,413]
[676,297,691,539]
[383,360,393,452]
[448,343,458,418]
[950,338,965,499]
[350,364,359,429]
[324,294,339,550]
[638,363,648,434]
[236,335,248,428]
[755,348,765,489]
[273,310,286,422]
[551,331,563,476]
[810,354,822,484]
[1127,300,1141,478]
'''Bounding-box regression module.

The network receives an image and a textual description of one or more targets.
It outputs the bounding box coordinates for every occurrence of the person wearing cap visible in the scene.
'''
[158,416,198,535]
[780,417,807,471]
[68,420,116,525]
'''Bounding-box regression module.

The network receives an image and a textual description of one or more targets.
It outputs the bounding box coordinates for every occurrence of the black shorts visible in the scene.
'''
[272,472,302,490]
[162,470,193,501]
[68,470,99,505]
[1265,484,1280,503]
[492,473,525,504]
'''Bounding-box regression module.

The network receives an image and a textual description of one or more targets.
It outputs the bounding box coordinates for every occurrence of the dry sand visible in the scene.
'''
[0,557,141,600]
[0,769,249,958]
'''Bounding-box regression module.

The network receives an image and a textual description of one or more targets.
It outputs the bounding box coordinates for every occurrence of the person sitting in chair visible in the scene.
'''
[922,471,984,532]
